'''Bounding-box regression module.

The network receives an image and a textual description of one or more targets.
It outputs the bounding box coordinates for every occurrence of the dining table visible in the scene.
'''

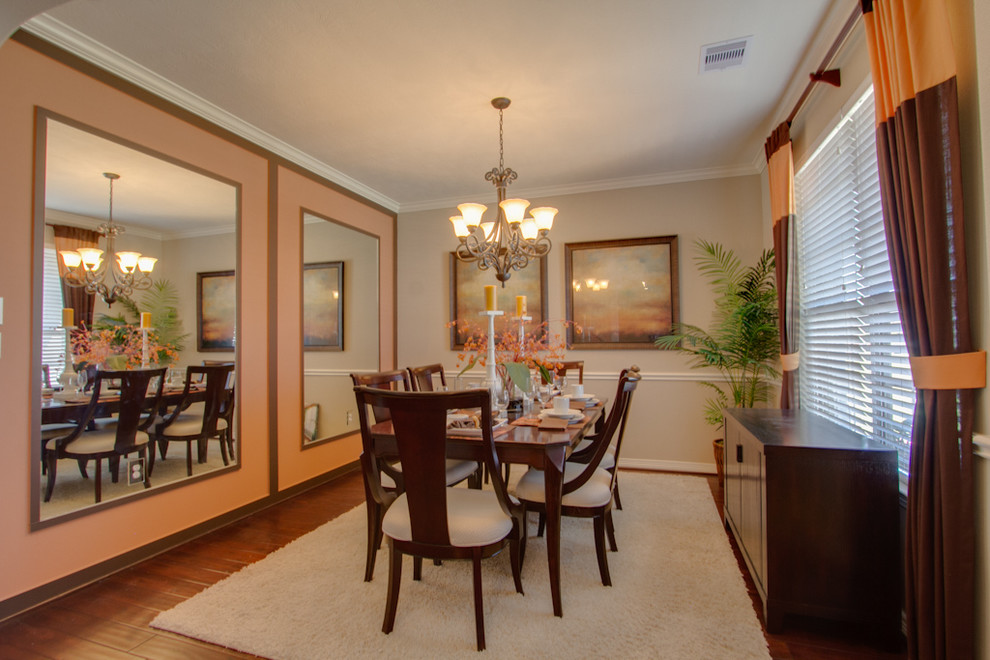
[41,384,205,426]
[369,398,604,618]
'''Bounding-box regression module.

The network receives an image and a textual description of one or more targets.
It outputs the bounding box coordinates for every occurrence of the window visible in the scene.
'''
[795,86,915,487]
[42,246,68,385]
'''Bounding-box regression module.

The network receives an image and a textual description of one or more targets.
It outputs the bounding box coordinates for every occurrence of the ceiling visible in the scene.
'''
[16,0,849,217]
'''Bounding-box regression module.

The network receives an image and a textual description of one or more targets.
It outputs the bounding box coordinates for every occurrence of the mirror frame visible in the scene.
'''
[30,108,244,530]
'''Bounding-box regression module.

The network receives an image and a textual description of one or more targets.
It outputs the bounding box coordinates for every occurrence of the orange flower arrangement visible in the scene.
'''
[72,324,179,369]
[448,319,576,386]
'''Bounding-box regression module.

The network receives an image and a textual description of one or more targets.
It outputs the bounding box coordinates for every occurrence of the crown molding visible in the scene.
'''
[399,162,761,214]
[22,15,400,213]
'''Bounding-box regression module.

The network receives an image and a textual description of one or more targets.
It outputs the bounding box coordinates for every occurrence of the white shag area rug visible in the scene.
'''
[152,472,770,659]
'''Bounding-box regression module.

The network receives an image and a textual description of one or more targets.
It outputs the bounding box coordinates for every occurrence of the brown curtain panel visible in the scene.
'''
[52,224,100,329]
[862,1,982,658]
[764,122,797,409]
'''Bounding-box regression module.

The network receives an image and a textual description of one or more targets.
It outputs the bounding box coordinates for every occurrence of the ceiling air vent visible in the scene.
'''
[699,36,752,73]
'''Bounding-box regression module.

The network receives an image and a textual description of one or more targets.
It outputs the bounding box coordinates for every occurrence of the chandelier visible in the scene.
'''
[449,97,557,286]
[59,172,157,306]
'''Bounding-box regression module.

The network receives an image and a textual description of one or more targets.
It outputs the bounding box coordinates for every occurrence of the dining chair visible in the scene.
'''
[570,365,640,510]
[514,367,640,586]
[354,386,525,652]
[351,370,482,582]
[407,363,447,392]
[153,363,235,476]
[203,361,236,460]
[43,367,166,503]
[542,359,584,385]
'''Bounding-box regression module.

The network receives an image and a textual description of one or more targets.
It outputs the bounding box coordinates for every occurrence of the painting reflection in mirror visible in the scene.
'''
[36,114,239,522]
[302,214,379,445]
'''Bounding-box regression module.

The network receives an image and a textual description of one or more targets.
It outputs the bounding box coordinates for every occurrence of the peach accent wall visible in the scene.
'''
[275,165,395,489]
[0,39,395,606]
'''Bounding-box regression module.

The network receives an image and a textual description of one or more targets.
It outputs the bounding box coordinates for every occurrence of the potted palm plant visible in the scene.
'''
[655,240,779,482]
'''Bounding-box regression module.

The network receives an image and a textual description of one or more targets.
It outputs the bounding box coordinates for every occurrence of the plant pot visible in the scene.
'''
[713,438,725,485]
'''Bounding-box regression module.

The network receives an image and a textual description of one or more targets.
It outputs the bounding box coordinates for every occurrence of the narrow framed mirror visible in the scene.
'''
[301,211,379,446]
[33,111,240,525]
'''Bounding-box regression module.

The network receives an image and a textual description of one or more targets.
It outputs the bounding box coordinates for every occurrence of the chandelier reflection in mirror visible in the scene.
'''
[449,98,558,286]
[59,172,157,306]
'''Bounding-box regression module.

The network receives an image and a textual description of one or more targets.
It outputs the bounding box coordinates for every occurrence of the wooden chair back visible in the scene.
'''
[353,387,512,546]
[563,368,640,495]
[350,370,411,422]
[407,363,447,392]
[542,360,584,384]
[54,367,167,455]
[163,364,235,437]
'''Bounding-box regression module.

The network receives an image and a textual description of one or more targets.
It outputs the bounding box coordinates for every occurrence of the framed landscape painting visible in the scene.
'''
[449,254,548,349]
[564,236,679,349]
[303,261,343,351]
[197,270,236,351]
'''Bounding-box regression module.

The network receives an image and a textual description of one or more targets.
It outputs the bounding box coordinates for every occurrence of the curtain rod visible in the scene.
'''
[785,6,862,126]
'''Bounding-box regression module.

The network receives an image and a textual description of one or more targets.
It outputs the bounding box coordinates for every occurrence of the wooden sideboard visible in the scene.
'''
[723,408,900,639]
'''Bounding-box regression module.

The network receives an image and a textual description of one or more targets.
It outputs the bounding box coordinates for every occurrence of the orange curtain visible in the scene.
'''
[862,1,977,657]
[764,122,797,409]
[52,225,100,329]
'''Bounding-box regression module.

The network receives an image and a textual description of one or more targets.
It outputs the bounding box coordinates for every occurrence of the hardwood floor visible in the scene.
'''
[0,470,907,659]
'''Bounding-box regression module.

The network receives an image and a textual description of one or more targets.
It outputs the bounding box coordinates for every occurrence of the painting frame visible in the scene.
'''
[449,254,548,350]
[197,270,236,352]
[564,236,679,349]
[303,261,344,352]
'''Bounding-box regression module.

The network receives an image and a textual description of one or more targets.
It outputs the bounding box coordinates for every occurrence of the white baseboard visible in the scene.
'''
[617,457,716,475]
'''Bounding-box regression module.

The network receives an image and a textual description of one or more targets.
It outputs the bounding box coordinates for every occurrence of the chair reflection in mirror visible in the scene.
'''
[43,367,167,503]
[153,363,235,476]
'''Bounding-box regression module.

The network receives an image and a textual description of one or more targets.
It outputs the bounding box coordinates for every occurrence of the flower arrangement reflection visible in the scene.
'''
[71,324,179,369]
[448,319,576,390]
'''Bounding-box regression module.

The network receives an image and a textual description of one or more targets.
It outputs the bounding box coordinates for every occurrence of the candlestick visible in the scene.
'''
[484,285,497,311]
[141,328,150,368]
[479,309,504,389]
[515,295,526,317]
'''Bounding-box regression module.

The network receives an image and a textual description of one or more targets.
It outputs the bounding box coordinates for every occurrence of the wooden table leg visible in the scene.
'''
[543,445,567,617]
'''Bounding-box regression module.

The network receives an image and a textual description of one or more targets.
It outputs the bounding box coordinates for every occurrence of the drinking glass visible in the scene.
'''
[75,369,87,395]
[536,383,552,409]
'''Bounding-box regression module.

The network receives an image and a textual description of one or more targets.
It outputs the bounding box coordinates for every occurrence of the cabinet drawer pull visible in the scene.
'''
[736,444,743,463]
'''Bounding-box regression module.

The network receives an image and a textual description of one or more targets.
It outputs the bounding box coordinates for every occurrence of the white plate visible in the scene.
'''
[446,413,471,423]
[570,395,593,403]
[540,410,583,420]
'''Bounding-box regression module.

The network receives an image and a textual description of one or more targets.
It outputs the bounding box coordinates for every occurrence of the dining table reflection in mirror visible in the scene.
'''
[35,113,240,522]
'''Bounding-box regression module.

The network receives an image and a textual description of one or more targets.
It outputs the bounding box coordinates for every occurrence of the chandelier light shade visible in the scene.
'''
[450,97,558,285]
[59,172,157,306]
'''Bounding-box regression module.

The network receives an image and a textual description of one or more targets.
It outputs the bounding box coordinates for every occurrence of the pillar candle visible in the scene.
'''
[140,312,152,329]
[484,285,497,311]
[516,295,527,316]
[61,308,74,328]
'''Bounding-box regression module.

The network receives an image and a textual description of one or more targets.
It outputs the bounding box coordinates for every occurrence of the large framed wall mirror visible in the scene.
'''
[33,112,241,525]
[301,212,379,446]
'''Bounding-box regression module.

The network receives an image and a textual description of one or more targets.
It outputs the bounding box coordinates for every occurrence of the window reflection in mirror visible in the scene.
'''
[36,115,239,523]
[302,213,379,445]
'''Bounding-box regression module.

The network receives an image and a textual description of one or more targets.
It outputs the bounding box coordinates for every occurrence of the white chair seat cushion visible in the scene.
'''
[379,460,479,489]
[63,429,151,456]
[41,423,77,441]
[382,488,512,548]
[514,464,613,508]
[160,413,228,438]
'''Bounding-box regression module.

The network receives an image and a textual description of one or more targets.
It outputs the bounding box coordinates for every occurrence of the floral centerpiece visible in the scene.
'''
[448,319,574,394]
[72,324,179,370]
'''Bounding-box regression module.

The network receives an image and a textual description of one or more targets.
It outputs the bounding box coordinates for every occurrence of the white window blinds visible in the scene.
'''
[795,86,915,486]
[42,246,67,384]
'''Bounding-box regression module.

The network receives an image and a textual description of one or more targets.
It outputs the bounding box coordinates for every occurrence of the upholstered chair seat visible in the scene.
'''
[64,428,151,455]
[383,488,514,547]
[514,465,613,508]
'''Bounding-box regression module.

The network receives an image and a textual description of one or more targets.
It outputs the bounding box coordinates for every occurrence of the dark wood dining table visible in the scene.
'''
[41,386,204,425]
[369,402,603,618]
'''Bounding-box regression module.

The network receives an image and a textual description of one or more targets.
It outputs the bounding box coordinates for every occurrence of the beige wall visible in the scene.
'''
[0,38,395,610]
[397,175,766,472]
